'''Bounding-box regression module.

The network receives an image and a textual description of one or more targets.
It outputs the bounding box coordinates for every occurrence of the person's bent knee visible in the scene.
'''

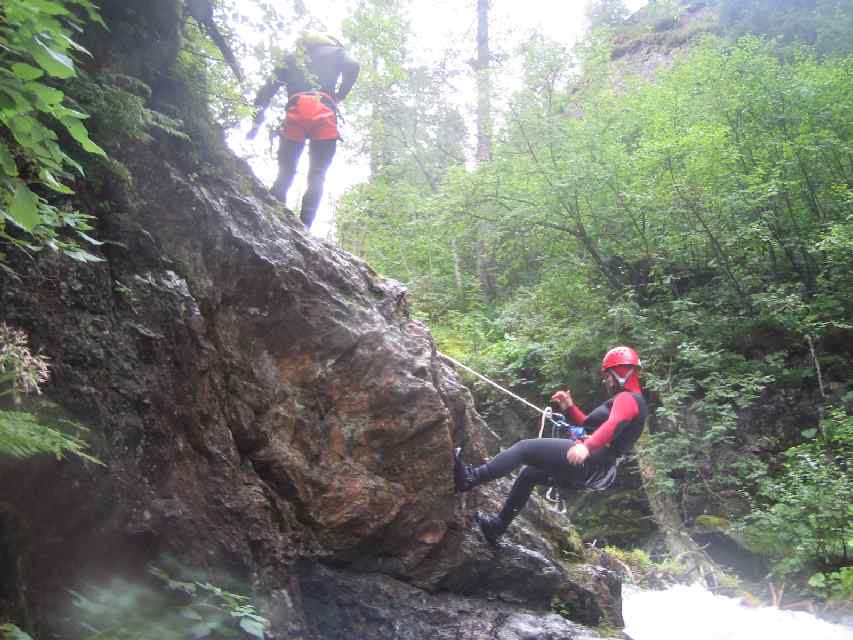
[517,465,538,483]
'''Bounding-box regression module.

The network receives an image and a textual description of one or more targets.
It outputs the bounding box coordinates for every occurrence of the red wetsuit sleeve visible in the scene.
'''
[567,405,587,425]
[582,392,640,453]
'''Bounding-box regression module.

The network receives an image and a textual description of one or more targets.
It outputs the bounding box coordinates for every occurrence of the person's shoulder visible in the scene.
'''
[615,390,643,406]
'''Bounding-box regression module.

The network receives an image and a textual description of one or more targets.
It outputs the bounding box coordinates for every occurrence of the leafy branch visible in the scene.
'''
[0,0,107,264]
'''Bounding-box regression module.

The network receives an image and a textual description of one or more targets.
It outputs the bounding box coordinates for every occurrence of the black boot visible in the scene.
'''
[477,512,509,545]
[453,447,492,492]
[475,467,536,543]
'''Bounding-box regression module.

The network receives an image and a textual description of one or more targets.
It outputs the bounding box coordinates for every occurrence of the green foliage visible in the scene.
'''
[177,19,252,131]
[337,24,853,593]
[69,72,190,148]
[602,545,695,588]
[808,566,853,602]
[0,409,96,462]
[738,407,853,583]
[0,0,106,263]
[0,323,97,462]
[0,625,33,640]
[69,566,270,640]
[0,323,49,396]
[719,0,853,55]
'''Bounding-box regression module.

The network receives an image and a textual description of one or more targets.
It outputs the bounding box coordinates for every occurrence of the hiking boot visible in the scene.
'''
[454,447,475,492]
[477,512,508,545]
[454,448,496,492]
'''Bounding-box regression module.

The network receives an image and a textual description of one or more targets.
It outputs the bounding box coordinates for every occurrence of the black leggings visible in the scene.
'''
[483,438,602,522]
[487,438,578,479]
[271,138,337,228]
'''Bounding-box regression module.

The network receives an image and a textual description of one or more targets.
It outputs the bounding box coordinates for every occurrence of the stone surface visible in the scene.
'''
[0,1,627,638]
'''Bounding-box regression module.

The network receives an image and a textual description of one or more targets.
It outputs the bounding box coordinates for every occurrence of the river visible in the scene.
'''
[623,584,853,640]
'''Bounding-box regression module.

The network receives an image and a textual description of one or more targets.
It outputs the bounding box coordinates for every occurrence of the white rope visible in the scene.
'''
[537,406,552,439]
[438,351,569,514]
[437,351,546,416]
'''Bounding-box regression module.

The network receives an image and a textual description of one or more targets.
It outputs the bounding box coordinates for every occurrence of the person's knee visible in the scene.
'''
[306,166,328,187]
[517,465,540,487]
[509,439,534,453]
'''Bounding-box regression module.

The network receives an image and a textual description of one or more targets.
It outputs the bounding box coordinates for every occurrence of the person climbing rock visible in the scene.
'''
[247,32,360,229]
[454,346,648,544]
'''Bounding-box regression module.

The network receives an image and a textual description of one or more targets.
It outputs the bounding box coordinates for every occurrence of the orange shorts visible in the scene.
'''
[281,92,339,143]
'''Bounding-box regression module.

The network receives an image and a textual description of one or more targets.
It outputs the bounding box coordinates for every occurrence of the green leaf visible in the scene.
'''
[801,428,818,439]
[28,0,71,15]
[0,143,18,177]
[26,82,64,107]
[62,246,104,262]
[0,623,35,640]
[11,63,45,81]
[39,169,73,194]
[0,86,34,114]
[7,115,53,147]
[32,38,76,79]
[55,106,90,120]
[7,181,41,231]
[59,117,106,157]
[56,32,92,57]
[239,617,266,639]
[75,229,104,246]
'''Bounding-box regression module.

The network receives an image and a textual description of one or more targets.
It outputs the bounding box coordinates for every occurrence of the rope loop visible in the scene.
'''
[537,406,552,439]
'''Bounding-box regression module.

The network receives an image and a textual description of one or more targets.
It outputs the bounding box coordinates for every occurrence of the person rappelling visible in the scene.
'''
[453,346,648,544]
[247,32,360,229]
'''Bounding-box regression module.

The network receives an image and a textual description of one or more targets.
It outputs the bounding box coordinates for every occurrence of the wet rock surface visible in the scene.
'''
[297,562,622,640]
[0,1,626,638]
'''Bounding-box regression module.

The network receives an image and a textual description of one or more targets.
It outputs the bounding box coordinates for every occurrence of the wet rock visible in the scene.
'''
[298,563,624,640]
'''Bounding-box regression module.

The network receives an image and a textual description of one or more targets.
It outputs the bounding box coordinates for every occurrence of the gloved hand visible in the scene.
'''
[550,389,574,410]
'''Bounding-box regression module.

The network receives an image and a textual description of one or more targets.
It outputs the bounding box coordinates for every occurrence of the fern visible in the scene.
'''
[0,411,100,464]
[0,324,99,464]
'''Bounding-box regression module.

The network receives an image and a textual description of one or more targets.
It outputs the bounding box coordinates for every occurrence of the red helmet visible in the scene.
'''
[601,346,642,371]
[601,346,642,391]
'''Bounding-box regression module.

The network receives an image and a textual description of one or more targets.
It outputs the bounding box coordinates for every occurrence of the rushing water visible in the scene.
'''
[623,584,853,640]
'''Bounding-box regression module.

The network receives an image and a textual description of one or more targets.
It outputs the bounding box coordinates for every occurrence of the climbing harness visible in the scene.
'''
[540,410,587,514]
[438,352,587,515]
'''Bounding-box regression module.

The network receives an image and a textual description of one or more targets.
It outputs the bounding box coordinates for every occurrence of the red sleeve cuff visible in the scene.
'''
[567,405,587,425]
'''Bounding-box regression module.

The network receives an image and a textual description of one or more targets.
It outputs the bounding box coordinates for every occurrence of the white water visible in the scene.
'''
[623,584,853,640]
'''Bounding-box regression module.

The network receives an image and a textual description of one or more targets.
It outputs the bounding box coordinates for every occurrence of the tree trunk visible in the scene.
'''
[451,238,465,300]
[475,0,492,163]
[474,0,498,301]
[638,451,728,590]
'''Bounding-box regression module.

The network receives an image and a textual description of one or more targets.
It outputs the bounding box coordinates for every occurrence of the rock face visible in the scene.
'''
[0,1,626,638]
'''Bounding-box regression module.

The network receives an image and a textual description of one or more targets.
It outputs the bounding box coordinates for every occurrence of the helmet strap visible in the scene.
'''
[607,367,635,389]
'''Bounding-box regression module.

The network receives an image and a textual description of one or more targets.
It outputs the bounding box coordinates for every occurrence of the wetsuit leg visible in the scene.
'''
[300,139,337,228]
[500,466,553,521]
[271,138,305,204]
[479,465,564,543]
[485,438,575,479]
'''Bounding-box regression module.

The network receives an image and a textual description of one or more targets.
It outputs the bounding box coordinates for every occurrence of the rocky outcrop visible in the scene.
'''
[0,1,625,638]
[0,136,624,639]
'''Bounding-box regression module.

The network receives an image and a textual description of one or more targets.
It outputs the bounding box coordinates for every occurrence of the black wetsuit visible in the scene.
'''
[252,44,359,227]
[257,45,360,101]
[484,391,648,525]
